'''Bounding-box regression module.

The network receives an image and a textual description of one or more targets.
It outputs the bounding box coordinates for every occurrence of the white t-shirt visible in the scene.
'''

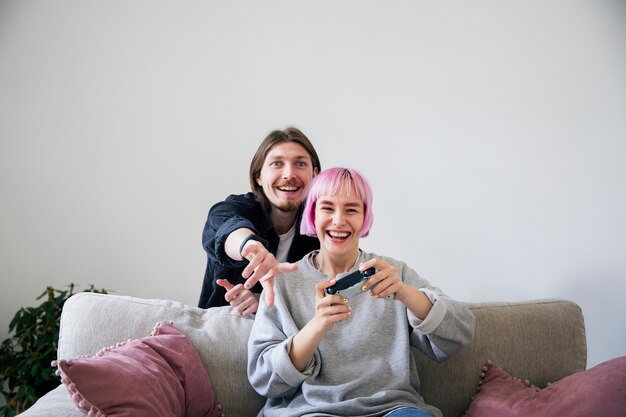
[275,223,296,262]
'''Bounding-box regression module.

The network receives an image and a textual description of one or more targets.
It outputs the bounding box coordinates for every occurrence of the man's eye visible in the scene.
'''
[296,161,308,168]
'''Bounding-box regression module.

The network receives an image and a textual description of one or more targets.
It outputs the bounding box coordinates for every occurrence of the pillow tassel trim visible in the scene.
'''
[52,363,106,417]
[149,320,173,337]
[464,360,541,416]
[52,362,110,417]
[471,360,540,395]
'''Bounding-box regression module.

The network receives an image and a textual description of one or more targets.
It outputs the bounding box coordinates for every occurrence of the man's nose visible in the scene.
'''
[282,164,295,179]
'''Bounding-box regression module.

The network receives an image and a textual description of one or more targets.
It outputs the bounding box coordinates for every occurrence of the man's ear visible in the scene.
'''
[313,167,319,176]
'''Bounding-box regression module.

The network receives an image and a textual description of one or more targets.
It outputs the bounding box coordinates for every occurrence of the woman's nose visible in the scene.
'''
[332,211,345,225]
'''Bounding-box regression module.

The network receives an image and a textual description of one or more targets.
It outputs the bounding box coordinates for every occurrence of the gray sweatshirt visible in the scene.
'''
[247,250,476,417]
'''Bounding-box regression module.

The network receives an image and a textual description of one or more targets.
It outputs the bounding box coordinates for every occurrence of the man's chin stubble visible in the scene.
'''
[275,200,300,212]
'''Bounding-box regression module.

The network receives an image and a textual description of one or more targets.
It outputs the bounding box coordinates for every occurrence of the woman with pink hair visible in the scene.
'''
[248,167,475,417]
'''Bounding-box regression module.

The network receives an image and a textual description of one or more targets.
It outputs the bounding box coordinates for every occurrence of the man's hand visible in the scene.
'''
[216,279,260,316]
[240,240,298,307]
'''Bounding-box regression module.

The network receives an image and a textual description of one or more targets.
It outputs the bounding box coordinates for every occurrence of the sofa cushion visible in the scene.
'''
[53,321,222,417]
[464,356,626,417]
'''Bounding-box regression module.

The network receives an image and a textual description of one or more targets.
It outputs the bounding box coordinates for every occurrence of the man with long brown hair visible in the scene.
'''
[198,127,321,315]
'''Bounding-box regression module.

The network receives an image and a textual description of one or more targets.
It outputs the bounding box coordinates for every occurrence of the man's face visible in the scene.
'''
[256,142,317,212]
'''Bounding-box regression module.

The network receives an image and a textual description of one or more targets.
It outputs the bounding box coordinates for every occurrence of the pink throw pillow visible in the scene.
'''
[464,356,626,417]
[53,321,223,417]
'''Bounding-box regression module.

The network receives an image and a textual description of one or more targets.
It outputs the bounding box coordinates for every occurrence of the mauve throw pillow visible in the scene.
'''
[464,356,626,417]
[53,321,223,417]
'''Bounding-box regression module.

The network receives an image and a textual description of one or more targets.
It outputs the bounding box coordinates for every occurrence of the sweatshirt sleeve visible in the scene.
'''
[247,292,319,398]
[395,260,476,362]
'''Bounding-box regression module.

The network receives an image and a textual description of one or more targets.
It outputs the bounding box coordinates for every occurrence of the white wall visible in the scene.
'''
[1,0,625,369]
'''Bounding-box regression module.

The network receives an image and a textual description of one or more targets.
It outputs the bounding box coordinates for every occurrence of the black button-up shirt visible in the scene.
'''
[198,192,319,309]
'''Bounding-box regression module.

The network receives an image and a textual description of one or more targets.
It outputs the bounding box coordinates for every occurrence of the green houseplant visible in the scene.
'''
[0,284,108,417]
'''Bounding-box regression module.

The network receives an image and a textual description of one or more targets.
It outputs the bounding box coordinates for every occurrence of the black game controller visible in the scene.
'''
[325,267,376,298]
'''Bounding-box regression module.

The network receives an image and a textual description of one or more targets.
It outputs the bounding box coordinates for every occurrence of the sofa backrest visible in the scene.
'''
[59,293,586,417]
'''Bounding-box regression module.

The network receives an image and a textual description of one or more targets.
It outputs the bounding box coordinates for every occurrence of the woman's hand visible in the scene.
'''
[216,279,260,316]
[359,258,404,300]
[360,258,433,319]
[311,279,351,332]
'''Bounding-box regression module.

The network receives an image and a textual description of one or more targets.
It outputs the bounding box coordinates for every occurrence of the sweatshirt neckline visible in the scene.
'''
[304,250,364,281]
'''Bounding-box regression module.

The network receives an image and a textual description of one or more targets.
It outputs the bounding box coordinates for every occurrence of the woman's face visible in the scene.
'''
[315,184,364,260]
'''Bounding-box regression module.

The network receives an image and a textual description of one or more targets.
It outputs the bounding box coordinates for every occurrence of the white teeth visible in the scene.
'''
[328,231,349,238]
[278,187,298,191]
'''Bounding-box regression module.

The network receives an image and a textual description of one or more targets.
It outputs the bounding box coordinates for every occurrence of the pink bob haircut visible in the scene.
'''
[300,167,374,238]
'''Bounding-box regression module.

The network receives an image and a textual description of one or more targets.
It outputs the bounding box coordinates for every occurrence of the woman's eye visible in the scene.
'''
[270,161,282,167]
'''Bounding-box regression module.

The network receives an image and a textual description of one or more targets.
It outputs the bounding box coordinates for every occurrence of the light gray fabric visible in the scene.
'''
[247,251,476,417]
[17,293,586,417]
[17,385,83,417]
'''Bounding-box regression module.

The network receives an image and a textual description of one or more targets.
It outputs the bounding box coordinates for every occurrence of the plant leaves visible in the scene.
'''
[0,283,109,415]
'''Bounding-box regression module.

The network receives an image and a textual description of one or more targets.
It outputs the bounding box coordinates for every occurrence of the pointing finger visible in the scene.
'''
[216,278,234,291]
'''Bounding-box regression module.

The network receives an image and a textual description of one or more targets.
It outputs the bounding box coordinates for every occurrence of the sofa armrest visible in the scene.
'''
[15,386,83,417]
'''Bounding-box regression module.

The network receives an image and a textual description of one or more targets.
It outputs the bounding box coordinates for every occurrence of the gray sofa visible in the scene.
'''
[18,293,587,417]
